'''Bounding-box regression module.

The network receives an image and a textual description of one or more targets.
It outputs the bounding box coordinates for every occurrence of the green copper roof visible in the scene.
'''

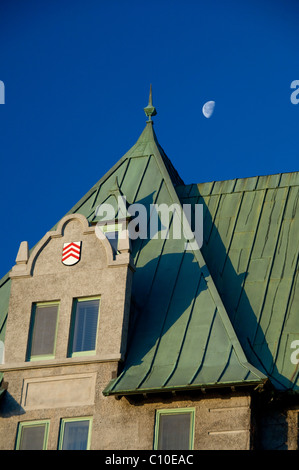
[0,95,297,395]
[51,113,265,395]
[98,122,266,395]
[177,173,299,391]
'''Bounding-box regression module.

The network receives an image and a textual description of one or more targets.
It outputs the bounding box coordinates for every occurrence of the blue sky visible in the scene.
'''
[0,0,298,276]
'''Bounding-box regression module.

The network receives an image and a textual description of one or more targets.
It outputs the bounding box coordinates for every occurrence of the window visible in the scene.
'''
[68,297,100,357]
[58,417,92,450]
[27,302,59,361]
[102,224,121,253]
[15,420,50,450]
[154,408,195,450]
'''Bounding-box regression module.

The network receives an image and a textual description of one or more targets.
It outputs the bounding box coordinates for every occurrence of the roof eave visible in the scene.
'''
[102,377,268,398]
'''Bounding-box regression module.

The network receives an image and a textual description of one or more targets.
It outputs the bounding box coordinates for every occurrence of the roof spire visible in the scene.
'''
[144,84,157,122]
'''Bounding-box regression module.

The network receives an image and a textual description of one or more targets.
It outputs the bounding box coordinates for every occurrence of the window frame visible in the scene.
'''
[15,420,50,450]
[101,223,122,253]
[26,301,60,361]
[68,296,101,358]
[58,416,93,450]
[153,407,195,450]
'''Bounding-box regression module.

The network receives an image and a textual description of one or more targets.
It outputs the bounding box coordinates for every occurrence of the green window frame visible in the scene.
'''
[15,420,50,450]
[154,408,195,450]
[27,301,60,361]
[58,417,92,450]
[101,223,121,253]
[68,296,100,357]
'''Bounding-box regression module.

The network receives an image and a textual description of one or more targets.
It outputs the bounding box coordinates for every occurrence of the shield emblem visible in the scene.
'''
[62,241,82,266]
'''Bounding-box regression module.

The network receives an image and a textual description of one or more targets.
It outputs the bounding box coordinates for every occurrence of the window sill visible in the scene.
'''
[0,353,123,372]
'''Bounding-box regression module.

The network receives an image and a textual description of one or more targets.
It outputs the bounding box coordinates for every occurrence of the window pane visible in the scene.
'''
[105,231,119,253]
[157,413,191,450]
[71,299,99,354]
[61,420,90,450]
[30,304,58,357]
[18,424,47,450]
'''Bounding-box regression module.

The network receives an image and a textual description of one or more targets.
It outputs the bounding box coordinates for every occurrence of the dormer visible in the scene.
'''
[4,212,135,369]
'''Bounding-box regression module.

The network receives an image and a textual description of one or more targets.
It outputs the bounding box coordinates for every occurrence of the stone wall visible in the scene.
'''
[0,365,253,450]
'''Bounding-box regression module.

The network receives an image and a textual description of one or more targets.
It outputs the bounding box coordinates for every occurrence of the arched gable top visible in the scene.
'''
[10,213,134,279]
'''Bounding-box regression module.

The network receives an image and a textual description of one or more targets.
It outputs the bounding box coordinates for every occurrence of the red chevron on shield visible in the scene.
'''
[62,241,82,266]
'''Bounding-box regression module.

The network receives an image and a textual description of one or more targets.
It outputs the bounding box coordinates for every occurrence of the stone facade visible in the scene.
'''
[0,362,253,450]
[0,206,298,451]
[0,211,255,450]
[0,213,135,449]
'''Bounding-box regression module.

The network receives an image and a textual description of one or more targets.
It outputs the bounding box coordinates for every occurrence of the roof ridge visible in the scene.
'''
[184,171,298,189]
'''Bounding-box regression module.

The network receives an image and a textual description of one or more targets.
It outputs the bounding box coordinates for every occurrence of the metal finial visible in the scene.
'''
[144,84,157,121]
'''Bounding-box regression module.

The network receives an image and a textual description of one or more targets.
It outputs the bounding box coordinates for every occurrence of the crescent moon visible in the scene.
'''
[202,101,215,118]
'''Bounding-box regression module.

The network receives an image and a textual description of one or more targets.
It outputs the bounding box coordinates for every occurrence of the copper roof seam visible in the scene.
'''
[188,307,218,385]
[270,251,299,377]
[232,189,268,325]
[161,271,205,388]
[133,178,164,268]
[135,248,187,390]
[251,185,291,345]
[219,191,245,278]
